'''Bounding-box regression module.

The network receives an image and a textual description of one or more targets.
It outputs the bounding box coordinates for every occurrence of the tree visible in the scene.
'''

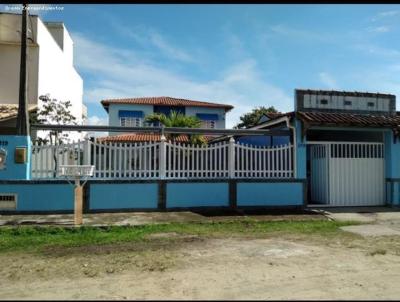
[145,110,207,145]
[234,106,279,129]
[31,94,78,177]
[31,94,77,145]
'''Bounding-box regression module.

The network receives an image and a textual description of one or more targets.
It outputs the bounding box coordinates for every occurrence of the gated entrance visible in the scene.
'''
[309,142,385,206]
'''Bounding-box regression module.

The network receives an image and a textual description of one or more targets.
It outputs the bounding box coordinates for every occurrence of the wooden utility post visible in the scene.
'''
[16,3,30,136]
[74,177,83,225]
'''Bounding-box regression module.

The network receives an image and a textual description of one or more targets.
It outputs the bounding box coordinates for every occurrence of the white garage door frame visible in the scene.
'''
[308,141,386,206]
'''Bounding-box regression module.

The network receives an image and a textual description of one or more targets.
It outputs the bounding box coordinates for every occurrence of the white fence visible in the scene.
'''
[31,138,294,180]
[31,140,90,179]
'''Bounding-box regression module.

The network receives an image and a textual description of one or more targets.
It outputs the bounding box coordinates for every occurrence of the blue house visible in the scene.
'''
[2,89,400,213]
[99,96,234,142]
[257,88,400,208]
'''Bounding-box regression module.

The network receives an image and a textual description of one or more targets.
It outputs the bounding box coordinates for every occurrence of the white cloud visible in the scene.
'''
[353,43,400,59]
[87,115,108,125]
[148,31,193,63]
[72,32,292,129]
[372,10,399,21]
[379,10,399,17]
[110,21,193,63]
[268,24,335,43]
[368,26,390,33]
[319,72,339,89]
[85,115,108,138]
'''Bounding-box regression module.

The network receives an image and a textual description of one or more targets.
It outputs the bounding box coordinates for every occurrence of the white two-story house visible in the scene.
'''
[98,96,234,142]
[0,12,86,139]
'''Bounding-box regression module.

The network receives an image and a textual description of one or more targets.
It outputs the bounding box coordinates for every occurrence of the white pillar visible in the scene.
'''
[159,135,167,179]
[228,137,235,178]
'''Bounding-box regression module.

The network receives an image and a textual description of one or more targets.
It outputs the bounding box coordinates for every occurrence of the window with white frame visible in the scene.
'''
[197,113,219,129]
[118,110,144,127]
[120,116,143,127]
[201,120,216,129]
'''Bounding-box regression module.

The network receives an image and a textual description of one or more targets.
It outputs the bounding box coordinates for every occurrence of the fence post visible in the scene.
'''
[159,134,167,179]
[228,137,235,178]
[83,138,91,165]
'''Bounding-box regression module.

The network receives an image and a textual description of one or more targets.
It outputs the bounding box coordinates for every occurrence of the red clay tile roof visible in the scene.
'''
[256,110,400,129]
[262,112,286,119]
[265,112,282,118]
[97,133,215,143]
[0,104,37,122]
[101,96,234,111]
[297,111,400,128]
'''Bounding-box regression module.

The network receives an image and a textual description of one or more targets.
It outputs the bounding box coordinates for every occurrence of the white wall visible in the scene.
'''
[0,13,39,106]
[36,18,84,125]
[0,13,85,141]
[302,93,391,112]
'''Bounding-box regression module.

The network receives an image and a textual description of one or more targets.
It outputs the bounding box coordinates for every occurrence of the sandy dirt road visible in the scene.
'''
[1,233,400,300]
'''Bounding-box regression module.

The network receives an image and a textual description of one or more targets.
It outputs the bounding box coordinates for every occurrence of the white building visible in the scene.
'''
[0,12,86,140]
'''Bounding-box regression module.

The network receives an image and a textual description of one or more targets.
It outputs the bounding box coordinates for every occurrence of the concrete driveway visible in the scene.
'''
[311,206,400,237]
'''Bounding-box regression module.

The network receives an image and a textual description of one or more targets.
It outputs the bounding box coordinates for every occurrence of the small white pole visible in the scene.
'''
[228,137,235,178]
[159,135,166,179]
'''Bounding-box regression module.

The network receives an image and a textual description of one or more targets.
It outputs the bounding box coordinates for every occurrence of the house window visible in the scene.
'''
[319,99,328,105]
[120,117,142,127]
[196,113,219,129]
[344,100,352,106]
[368,102,375,107]
[118,110,144,127]
[201,120,216,129]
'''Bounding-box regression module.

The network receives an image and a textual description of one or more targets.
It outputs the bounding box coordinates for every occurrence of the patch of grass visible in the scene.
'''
[0,219,358,254]
[367,248,387,256]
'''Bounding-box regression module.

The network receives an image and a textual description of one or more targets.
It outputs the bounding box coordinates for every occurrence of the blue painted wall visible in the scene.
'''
[384,131,400,205]
[89,183,158,209]
[294,118,307,179]
[108,103,227,132]
[185,106,226,129]
[237,135,289,147]
[167,182,229,208]
[0,135,31,180]
[237,182,303,206]
[0,184,73,211]
[108,104,153,135]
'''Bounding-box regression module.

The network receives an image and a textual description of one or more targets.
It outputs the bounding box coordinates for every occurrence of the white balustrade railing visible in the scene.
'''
[31,138,294,180]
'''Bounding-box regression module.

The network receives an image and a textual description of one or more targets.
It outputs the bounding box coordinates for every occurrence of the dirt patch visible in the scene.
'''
[147,232,200,240]
[42,236,205,257]
[2,232,400,300]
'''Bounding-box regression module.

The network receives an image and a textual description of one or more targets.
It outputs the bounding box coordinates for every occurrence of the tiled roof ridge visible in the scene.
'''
[97,133,216,143]
[100,96,234,110]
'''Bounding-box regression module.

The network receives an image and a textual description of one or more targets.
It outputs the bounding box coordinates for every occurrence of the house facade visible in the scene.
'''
[257,88,400,208]
[99,96,234,141]
[0,12,86,139]
[2,88,400,213]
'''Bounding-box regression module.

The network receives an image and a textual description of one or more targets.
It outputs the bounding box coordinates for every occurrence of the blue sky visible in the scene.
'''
[2,4,400,127]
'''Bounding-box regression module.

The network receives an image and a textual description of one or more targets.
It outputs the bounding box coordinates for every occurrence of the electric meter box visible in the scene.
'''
[14,147,27,164]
